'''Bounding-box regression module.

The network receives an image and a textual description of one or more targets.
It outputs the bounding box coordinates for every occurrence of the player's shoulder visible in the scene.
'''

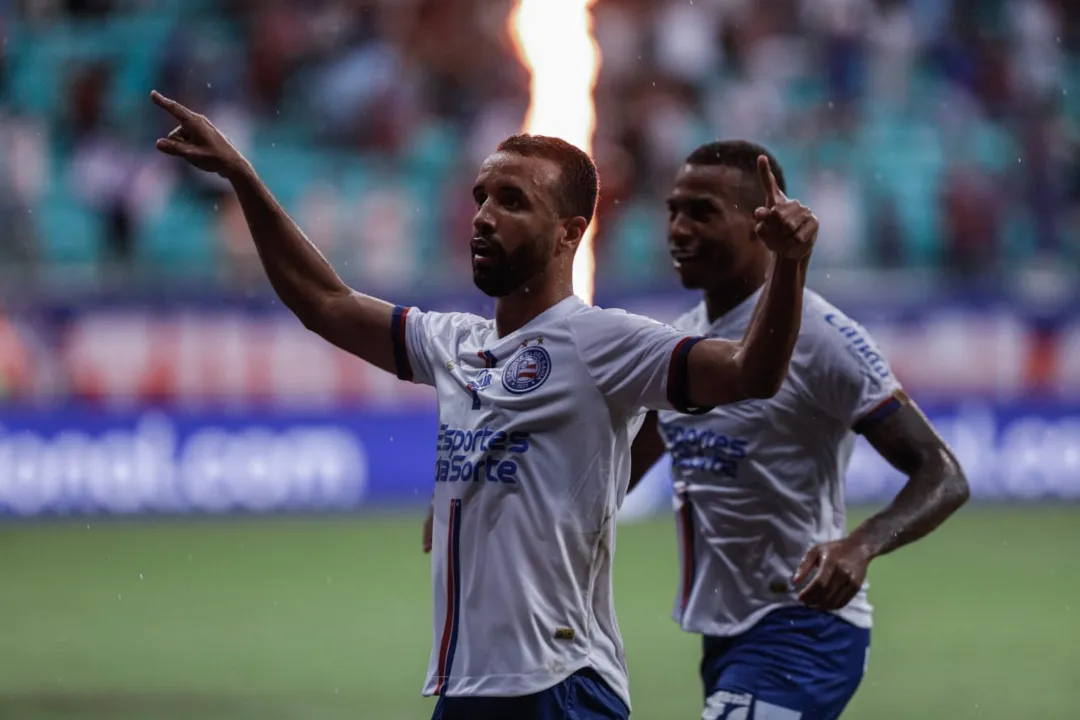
[795,289,895,387]
[567,302,681,335]
[671,301,708,334]
[797,289,877,351]
[415,306,489,330]
[410,306,494,344]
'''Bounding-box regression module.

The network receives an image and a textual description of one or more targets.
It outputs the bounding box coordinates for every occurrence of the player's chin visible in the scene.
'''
[472,268,513,297]
[673,263,708,290]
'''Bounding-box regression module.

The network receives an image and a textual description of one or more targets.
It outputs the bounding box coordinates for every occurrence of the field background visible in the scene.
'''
[4,504,1077,720]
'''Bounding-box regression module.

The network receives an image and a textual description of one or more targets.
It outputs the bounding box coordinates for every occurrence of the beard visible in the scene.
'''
[472,237,552,297]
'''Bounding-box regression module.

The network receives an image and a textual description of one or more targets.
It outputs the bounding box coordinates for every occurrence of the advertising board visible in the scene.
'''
[1,401,1076,518]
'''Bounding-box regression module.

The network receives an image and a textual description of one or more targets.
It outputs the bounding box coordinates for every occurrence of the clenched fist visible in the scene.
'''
[752,155,818,261]
[793,537,871,611]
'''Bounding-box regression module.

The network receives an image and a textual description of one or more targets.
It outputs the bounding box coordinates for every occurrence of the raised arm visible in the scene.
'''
[150,91,398,375]
[684,156,815,408]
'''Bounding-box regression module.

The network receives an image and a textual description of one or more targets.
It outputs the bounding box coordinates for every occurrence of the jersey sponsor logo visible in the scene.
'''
[434,425,531,484]
[467,369,493,393]
[501,346,551,394]
[465,369,493,410]
[660,424,748,479]
[824,313,891,381]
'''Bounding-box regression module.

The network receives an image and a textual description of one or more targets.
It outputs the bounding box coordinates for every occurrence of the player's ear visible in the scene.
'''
[560,216,587,254]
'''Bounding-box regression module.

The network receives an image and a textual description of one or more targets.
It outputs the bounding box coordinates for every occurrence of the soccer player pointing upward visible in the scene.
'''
[631,141,970,720]
[151,91,816,720]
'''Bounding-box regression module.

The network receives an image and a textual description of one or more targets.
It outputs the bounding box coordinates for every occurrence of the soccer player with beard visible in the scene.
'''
[628,140,971,720]
[151,90,817,720]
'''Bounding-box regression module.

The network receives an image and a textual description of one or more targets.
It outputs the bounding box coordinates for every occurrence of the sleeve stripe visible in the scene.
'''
[666,336,711,414]
[853,392,904,434]
[390,305,413,382]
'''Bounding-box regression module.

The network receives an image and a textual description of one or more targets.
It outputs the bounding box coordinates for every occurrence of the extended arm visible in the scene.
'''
[229,168,398,373]
[151,91,398,375]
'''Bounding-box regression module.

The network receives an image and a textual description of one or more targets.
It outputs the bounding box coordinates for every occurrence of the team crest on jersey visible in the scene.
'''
[502,345,551,394]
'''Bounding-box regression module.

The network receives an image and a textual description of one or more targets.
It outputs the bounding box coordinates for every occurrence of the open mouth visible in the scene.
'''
[670,250,701,268]
[471,240,499,268]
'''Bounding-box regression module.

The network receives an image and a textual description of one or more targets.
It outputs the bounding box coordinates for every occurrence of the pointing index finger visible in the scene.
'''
[757,154,783,208]
[150,90,194,123]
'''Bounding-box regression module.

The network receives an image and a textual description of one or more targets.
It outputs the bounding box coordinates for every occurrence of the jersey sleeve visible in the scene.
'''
[808,312,905,434]
[569,308,710,415]
[390,305,467,387]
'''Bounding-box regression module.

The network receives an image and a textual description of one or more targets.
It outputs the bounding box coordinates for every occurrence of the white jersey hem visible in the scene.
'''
[421,658,631,710]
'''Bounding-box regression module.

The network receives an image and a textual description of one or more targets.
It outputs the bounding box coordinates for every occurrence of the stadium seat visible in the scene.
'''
[137,192,217,278]
[36,193,103,268]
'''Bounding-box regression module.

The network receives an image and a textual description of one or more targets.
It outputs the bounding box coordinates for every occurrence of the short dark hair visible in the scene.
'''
[497,134,599,225]
[685,140,788,197]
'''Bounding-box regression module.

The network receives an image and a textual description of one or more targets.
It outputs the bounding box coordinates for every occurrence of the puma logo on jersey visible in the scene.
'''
[553,627,574,641]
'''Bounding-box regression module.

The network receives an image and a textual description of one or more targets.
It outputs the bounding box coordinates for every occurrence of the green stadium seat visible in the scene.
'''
[137,192,216,278]
[36,193,103,267]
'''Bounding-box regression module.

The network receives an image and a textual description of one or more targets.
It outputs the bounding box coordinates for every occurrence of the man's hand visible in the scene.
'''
[753,155,817,260]
[792,537,872,611]
[151,90,251,180]
[422,500,434,554]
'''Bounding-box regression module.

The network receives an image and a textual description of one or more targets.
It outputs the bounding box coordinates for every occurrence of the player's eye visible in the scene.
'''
[688,201,714,222]
[473,192,487,209]
[499,191,524,211]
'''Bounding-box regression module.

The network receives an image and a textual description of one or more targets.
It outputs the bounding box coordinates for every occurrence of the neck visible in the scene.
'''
[703,255,770,323]
[494,277,574,337]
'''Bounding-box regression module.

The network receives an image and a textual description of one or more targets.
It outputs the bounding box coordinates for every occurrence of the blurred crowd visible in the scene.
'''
[0,0,1078,297]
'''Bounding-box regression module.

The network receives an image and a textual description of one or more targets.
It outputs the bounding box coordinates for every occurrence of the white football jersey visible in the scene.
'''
[392,295,706,708]
[656,288,903,637]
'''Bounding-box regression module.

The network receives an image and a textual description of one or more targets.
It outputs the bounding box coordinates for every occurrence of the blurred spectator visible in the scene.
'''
[63,63,138,263]
[941,162,1004,274]
[0,306,30,399]
[0,0,1075,295]
[0,112,44,267]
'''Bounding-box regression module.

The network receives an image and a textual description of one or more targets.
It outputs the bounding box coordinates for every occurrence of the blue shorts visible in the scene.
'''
[431,668,629,720]
[700,606,871,720]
